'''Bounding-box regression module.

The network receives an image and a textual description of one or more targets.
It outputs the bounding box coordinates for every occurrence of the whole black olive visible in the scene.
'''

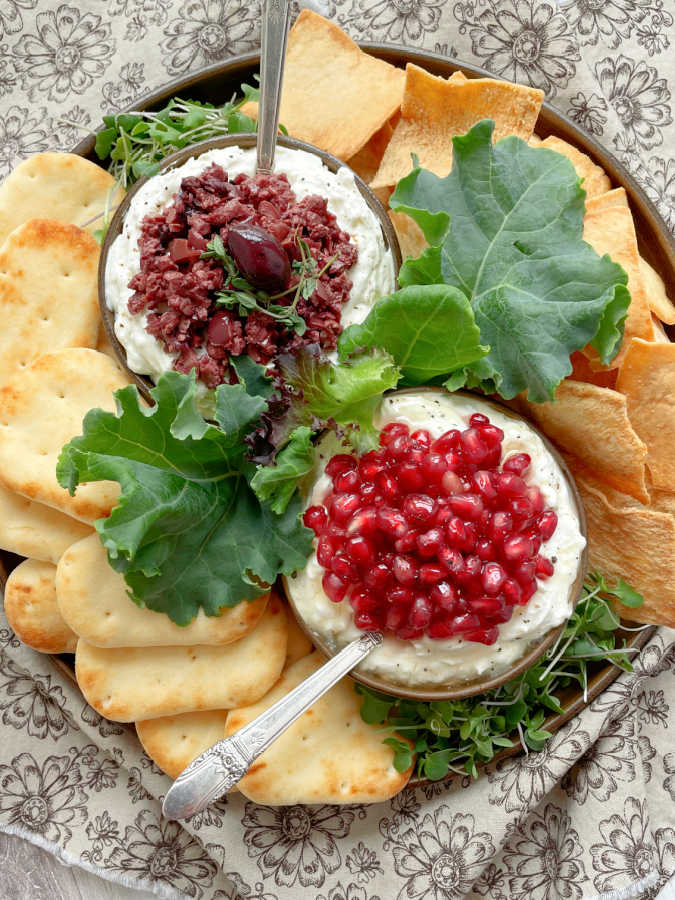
[227,223,291,291]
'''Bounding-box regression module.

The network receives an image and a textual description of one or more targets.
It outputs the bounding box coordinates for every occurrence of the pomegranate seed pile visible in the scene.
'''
[302,414,559,646]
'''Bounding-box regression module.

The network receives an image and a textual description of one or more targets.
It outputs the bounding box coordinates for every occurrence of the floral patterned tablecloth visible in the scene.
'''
[1,2,675,898]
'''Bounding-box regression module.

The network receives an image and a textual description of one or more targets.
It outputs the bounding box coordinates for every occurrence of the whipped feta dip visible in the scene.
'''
[286,390,586,688]
[105,145,396,382]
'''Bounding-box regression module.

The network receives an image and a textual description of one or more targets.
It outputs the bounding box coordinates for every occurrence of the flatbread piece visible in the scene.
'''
[226,652,413,805]
[0,153,124,245]
[0,349,128,523]
[75,597,288,722]
[4,558,77,653]
[0,219,100,384]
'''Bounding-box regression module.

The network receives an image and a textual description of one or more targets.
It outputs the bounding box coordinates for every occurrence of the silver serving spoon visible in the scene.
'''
[256,0,291,174]
[162,631,382,820]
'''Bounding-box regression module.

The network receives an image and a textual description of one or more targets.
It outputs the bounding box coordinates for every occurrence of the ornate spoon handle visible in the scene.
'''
[162,631,383,820]
[256,0,291,174]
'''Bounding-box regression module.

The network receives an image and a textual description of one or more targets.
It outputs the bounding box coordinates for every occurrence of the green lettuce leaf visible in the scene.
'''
[276,348,401,452]
[251,425,315,514]
[337,285,488,385]
[391,119,631,402]
[57,371,312,625]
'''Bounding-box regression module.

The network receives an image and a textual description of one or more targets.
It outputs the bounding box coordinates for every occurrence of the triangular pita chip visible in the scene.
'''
[371,63,543,188]
[616,337,675,491]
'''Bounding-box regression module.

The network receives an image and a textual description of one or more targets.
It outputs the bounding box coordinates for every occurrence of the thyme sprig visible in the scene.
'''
[203,234,337,337]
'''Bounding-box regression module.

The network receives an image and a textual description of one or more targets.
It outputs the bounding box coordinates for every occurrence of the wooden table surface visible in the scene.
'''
[0,833,155,899]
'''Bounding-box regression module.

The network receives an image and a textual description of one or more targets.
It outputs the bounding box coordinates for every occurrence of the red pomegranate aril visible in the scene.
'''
[389,586,414,607]
[431,429,461,453]
[438,546,465,577]
[334,469,360,493]
[452,613,481,633]
[460,554,481,583]
[303,505,327,536]
[345,535,375,567]
[470,595,502,616]
[350,588,378,614]
[386,604,409,631]
[503,578,523,606]
[326,454,357,478]
[435,506,454,527]
[441,470,463,496]
[474,470,497,500]
[503,533,535,564]
[416,528,445,558]
[463,626,499,645]
[388,435,412,458]
[527,486,545,516]
[422,452,447,481]
[445,516,468,548]
[470,413,490,427]
[409,595,433,629]
[354,611,381,630]
[481,562,507,594]
[347,508,378,538]
[508,497,534,524]
[480,424,505,446]
[393,555,418,586]
[430,580,457,612]
[449,493,484,521]
[410,429,431,447]
[503,453,531,476]
[460,427,488,463]
[396,623,424,640]
[408,447,426,466]
[317,535,335,568]
[359,482,378,502]
[419,563,446,584]
[379,422,409,446]
[397,463,425,492]
[489,601,515,625]
[364,563,391,593]
[376,470,400,500]
[428,617,455,639]
[535,555,555,578]
[322,572,348,603]
[490,511,513,542]
[513,560,536,586]
[377,507,408,539]
[476,538,496,561]
[331,493,361,523]
[537,509,558,541]
[331,553,359,583]
[394,531,419,553]
[445,451,463,472]
[497,472,528,497]
[402,493,437,526]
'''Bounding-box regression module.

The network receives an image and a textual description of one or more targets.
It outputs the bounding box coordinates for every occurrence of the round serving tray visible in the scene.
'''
[0,44,665,784]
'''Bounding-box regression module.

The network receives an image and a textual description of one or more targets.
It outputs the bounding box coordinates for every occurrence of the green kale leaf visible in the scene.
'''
[390,120,631,402]
[337,285,488,385]
[57,371,312,625]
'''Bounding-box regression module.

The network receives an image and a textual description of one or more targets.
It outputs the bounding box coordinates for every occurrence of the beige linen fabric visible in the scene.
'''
[1,2,674,899]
